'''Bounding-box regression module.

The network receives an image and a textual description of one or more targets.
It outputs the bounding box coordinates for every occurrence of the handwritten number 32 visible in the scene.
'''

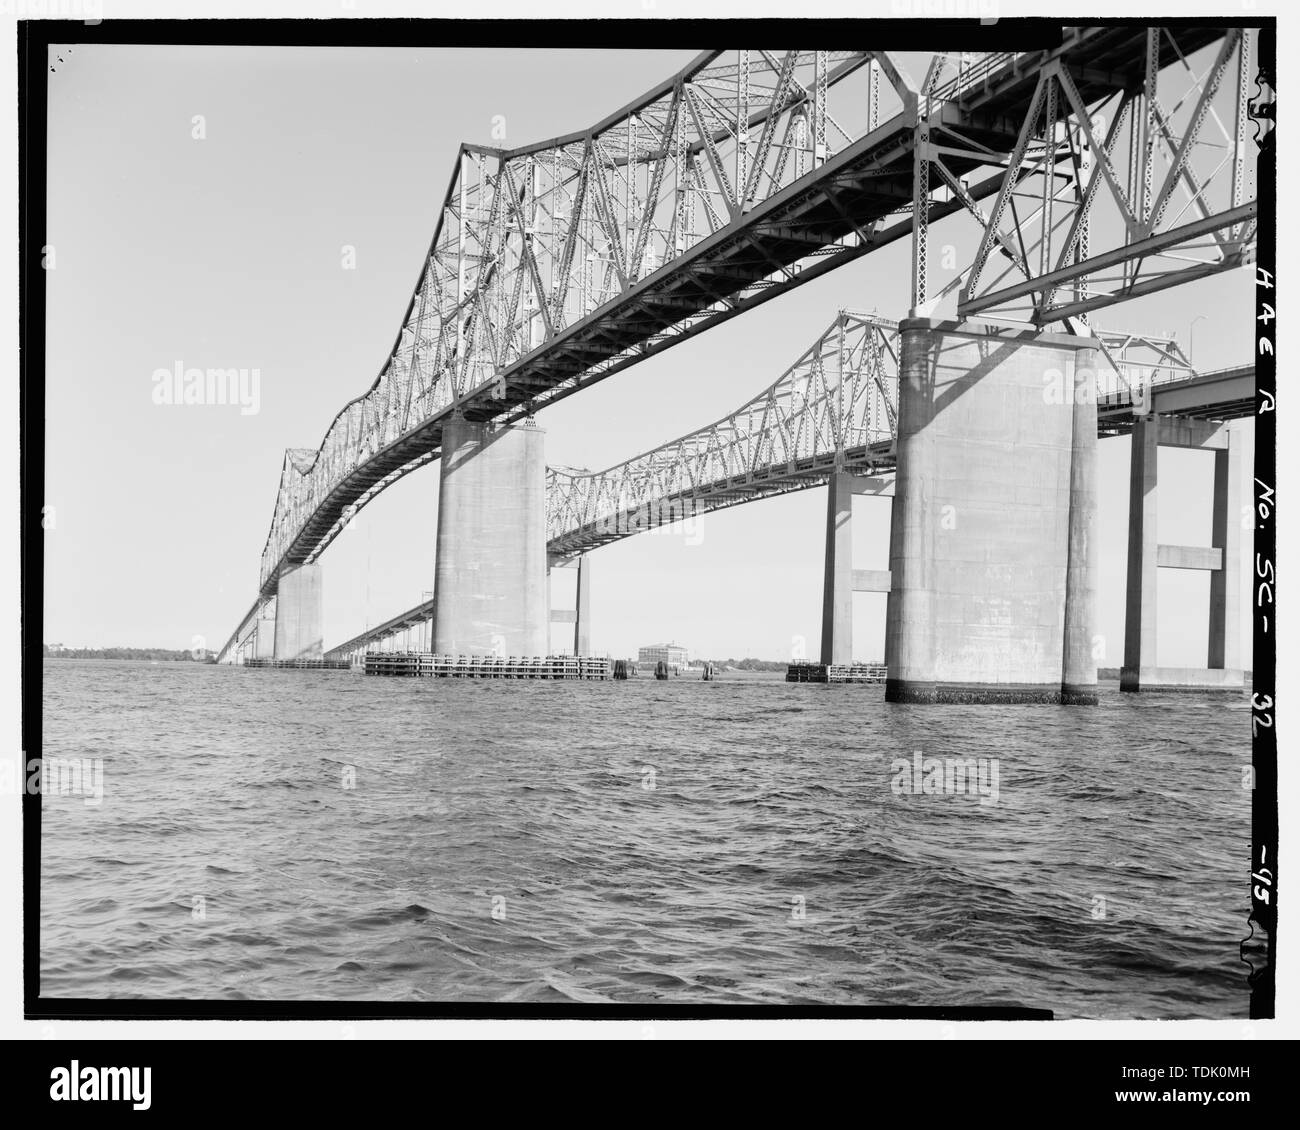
[1252,693,1273,735]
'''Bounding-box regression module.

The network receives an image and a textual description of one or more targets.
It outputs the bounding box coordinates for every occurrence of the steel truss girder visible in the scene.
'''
[904,27,1259,326]
[546,310,902,558]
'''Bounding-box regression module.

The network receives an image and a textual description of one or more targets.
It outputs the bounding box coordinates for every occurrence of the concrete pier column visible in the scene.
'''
[545,566,553,652]
[575,555,592,657]
[1061,349,1099,704]
[254,604,277,660]
[884,325,938,701]
[1121,415,1159,691]
[433,417,547,657]
[884,318,1099,704]
[273,564,323,660]
[1120,416,1241,691]
[820,472,854,665]
[1208,431,1242,670]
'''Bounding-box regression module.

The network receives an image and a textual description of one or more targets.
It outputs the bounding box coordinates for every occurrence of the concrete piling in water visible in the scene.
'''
[432,416,547,658]
[273,563,323,661]
[885,318,1102,704]
[1061,349,1099,705]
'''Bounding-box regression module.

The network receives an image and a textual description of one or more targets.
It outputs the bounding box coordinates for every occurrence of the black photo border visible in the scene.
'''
[18,14,1278,1023]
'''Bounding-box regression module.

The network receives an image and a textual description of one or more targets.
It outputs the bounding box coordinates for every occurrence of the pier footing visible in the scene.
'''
[364,653,611,679]
[787,662,887,684]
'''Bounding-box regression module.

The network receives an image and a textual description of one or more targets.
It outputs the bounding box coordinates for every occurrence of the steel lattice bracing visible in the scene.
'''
[546,311,900,560]
[220,28,1259,663]
[917,30,1258,324]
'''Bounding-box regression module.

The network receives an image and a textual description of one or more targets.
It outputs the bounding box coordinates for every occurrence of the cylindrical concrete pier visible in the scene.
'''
[1121,415,1159,691]
[433,416,547,657]
[884,323,938,703]
[575,554,592,657]
[820,472,854,665]
[1061,349,1099,705]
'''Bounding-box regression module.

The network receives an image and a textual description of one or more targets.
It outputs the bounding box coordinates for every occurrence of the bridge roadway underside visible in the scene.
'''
[260,27,1225,607]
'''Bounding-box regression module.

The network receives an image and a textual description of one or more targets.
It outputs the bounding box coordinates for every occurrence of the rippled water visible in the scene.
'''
[38,659,1253,1017]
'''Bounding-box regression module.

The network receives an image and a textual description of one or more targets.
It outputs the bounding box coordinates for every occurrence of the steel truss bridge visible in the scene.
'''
[323,310,1252,660]
[219,28,1260,663]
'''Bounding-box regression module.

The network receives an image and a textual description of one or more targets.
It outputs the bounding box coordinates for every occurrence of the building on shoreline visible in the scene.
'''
[638,643,688,671]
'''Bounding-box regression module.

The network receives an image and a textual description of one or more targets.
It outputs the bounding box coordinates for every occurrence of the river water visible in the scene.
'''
[38,659,1253,1017]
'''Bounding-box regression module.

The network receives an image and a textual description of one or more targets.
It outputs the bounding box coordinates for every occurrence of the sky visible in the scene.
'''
[44,41,1257,667]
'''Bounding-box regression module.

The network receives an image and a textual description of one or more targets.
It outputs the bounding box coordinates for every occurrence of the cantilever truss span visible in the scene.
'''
[543,314,1223,561]
[221,29,1259,663]
[547,311,901,561]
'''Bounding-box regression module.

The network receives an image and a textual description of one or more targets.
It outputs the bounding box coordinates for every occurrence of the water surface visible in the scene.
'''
[39,660,1252,1017]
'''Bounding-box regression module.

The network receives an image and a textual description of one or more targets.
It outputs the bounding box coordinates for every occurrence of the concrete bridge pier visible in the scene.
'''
[884,318,1100,704]
[548,555,592,656]
[574,555,591,656]
[820,472,893,665]
[273,564,323,660]
[254,602,277,660]
[1120,415,1242,691]
[1061,347,1100,705]
[433,416,547,657]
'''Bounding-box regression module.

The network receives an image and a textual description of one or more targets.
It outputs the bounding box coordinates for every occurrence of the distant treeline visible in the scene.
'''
[43,646,213,662]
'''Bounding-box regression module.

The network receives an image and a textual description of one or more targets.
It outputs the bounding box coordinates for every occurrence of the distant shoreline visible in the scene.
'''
[42,647,213,662]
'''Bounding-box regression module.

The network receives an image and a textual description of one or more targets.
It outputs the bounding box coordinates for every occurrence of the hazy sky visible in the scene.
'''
[45,42,1256,666]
